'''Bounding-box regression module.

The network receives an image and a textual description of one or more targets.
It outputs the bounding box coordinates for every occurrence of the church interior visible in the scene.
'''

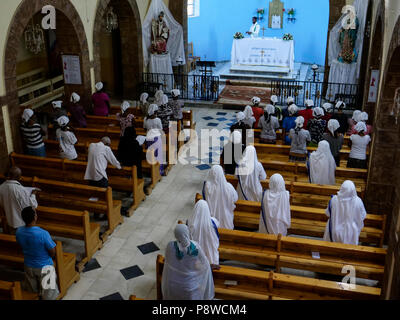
[0,0,399,302]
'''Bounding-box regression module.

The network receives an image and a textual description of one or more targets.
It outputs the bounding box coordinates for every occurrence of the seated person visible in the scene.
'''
[243,105,256,128]
[282,96,295,120]
[20,109,46,157]
[157,94,174,132]
[331,100,349,134]
[117,101,135,137]
[323,180,366,245]
[347,110,362,135]
[258,105,280,144]
[350,111,373,135]
[221,131,245,175]
[282,104,298,145]
[139,92,150,117]
[298,99,314,129]
[161,224,215,300]
[16,206,60,300]
[323,119,344,167]
[289,116,311,162]
[50,100,67,130]
[259,174,291,236]
[202,165,238,230]
[322,103,333,123]
[154,89,164,106]
[170,89,184,123]
[307,107,327,147]
[68,92,87,128]
[56,116,78,160]
[92,82,111,116]
[235,145,266,202]
[251,96,264,127]
[347,122,371,169]
[309,140,336,185]
[230,112,251,145]
[270,95,282,122]
[117,126,144,179]
[187,200,220,270]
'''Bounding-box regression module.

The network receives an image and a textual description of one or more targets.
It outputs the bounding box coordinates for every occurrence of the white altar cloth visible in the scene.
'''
[231,38,294,71]
[149,53,174,92]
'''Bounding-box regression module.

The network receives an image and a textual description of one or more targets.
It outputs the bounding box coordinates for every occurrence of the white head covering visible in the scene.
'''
[288,104,299,116]
[236,112,245,122]
[171,89,181,97]
[295,116,305,129]
[264,104,275,115]
[335,101,346,109]
[243,106,254,119]
[323,180,367,245]
[95,82,103,91]
[147,104,159,116]
[174,224,191,253]
[251,96,261,105]
[322,103,333,113]
[355,121,367,134]
[327,119,340,136]
[352,110,362,121]
[235,146,266,202]
[259,174,291,236]
[121,101,131,113]
[203,165,238,230]
[231,131,242,144]
[161,94,169,105]
[270,95,278,104]
[286,96,294,105]
[360,112,368,122]
[70,92,80,103]
[188,200,220,266]
[140,92,149,103]
[57,116,70,127]
[312,107,325,118]
[305,99,314,107]
[52,101,62,109]
[309,141,336,185]
[22,109,34,123]
[155,90,164,105]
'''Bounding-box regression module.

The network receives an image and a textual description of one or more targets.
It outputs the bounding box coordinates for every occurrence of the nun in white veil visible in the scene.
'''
[162,224,214,300]
[188,200,220,268]
[202,165,238,230]
[259,174,291,236]
[308,140,337,185]
[235,145,267,202]
[323,180,366,245]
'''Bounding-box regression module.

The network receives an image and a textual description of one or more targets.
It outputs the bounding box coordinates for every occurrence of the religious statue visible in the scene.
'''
[338,16,359,64]
[151,11,170,55]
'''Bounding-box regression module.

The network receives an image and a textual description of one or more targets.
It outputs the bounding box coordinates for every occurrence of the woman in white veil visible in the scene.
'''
[235,145,267,202]
[162,224,214,300]
[259,174,291,236]
[202,165,238,230]
[323,180,366,245]
[187,200,220,269]
[308,140,337,185]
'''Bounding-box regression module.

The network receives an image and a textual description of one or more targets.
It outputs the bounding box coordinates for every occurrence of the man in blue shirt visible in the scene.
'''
[16,207,59,300]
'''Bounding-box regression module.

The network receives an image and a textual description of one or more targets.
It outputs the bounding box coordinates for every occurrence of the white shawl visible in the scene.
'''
[309,140,336,185]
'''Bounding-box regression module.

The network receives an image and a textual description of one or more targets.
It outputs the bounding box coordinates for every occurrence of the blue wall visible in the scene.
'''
[188,0,329,66]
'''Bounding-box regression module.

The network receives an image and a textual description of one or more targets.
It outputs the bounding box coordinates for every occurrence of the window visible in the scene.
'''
[188,0,200,18]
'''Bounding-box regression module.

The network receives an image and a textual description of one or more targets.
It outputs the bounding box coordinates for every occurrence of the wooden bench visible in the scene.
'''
[195,194,386,247]
[0,280,38,300]
[0,234,80,299]
[225,176,365,209]
[155,255,381,300]
[10,153,146,215]
[218,229,386,282]
[0,175,123,241]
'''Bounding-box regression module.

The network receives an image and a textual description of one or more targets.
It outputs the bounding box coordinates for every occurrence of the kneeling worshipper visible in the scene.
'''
[323,119,344,167]
[161,224,215,300]
[298,99,314,129]
[56,116,78,160]
[230,112,251,145]
[68,92,87,128]
[347,122,371,169]
[187,200,220,269]
[289,116,311,162]
[251,96,264,127]
[243,105,256,128]
[117,101,135,137]
[259,174,291,236]
[307,107,327,147]
[92,82,111,117]
[308,140,336,185]
[117,126,145,179]
[258,105,280,144]
[323,180,366,245]
[139,92,150,117]
[235,145,267,202]
[282,104,299,145]
[202,165,238,230]
[221,131,245,175]
[0,167,38,233]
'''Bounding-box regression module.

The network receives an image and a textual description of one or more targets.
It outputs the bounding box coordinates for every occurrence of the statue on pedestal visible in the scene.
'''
[338,16,359,64]
[151,11,170,55]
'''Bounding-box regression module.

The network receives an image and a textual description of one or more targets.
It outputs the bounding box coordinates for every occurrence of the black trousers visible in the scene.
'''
[89,177,108,188]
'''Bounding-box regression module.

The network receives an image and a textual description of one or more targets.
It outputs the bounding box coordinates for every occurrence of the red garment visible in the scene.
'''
[92,92,110,116]
[252,107,264,128]
[322,114,332,123]
[350,124,373,135]
[298,109,313,128]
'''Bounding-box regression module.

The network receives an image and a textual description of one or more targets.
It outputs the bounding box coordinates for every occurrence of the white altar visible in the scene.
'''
[231,37,295,74]
[149,53,174,91]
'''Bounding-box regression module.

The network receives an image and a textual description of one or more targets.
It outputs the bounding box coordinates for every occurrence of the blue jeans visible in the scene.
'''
[26,146,46,157]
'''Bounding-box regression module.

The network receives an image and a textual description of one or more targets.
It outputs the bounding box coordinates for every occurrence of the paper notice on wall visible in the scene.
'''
[62,55,82,85]
[367,69,380,103]
[271,15,281,29]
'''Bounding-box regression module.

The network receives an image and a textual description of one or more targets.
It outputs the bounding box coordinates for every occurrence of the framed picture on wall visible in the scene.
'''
[62,54,82,85]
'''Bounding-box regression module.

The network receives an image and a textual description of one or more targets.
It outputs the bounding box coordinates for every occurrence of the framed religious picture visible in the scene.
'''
[61,54,82,85]
[268,0,284,29]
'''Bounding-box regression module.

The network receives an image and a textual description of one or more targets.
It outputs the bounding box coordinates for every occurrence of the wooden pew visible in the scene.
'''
[195,194,386,247]
[0,175,123,241]
[10,153,146,215]
[155,255,381,300]
[0,280,38,300]
[0,234,80,299]
[225,176,365,209]
[218,229,386,281]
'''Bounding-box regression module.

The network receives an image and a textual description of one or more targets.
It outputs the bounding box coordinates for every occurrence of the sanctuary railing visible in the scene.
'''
[141,72,220,101]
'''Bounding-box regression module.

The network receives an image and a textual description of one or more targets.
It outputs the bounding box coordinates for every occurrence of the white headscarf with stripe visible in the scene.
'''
[309,140,336,185]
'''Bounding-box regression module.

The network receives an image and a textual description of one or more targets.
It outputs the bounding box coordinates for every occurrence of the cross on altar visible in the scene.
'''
[261,27,266,38]
[260,49,265,59]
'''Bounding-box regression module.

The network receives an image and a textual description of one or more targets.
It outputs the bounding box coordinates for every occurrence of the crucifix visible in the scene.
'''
[260,49,265,59]
[261,27,267,38]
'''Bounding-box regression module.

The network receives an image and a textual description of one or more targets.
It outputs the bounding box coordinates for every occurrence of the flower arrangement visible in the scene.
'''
[234,32,244,40]
[287,8,295,16]
[283,33,293,41]
[257,8,265,15]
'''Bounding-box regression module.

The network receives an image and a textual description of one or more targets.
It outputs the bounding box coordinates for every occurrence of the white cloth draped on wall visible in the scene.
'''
[142,0,186,69]
[326,0,368,93]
